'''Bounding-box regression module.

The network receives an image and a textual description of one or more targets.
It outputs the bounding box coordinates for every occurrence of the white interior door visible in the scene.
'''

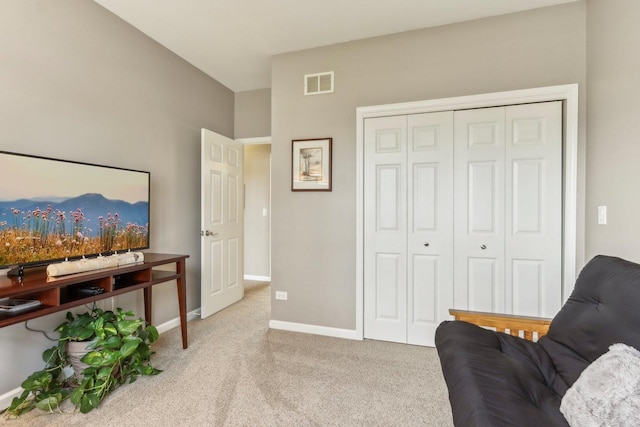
[201,129,244,319]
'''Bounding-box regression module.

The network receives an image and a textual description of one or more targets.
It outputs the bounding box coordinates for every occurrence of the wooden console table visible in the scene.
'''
[0,253,190,349]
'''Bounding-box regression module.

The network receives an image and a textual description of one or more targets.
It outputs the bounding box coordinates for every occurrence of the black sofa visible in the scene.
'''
[435,255,640,427]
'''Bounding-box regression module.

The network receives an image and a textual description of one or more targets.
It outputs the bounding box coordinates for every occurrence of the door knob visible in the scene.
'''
[201,230,218,237]
[481,245,487,250]
[424,243,429,247]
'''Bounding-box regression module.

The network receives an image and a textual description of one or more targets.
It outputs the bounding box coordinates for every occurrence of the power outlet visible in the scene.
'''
[275,291,288,301]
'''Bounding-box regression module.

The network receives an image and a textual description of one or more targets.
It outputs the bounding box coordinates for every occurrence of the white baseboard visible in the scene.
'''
[244,274,271,282]
[155,308,200,334]
[269,319,361,340]
[1,309,202,411]
[0,387,22,413]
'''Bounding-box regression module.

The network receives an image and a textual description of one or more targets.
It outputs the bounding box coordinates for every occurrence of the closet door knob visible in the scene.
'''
[481,245,487,250]
[424,243,429,247]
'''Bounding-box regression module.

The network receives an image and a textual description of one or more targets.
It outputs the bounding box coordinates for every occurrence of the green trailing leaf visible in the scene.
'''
[70,386,84,405]
[22,370,52,391]
[96,335,122,349]
[73,327,95,342]
[103,322,118,336]
[82,350,106,367]
[137,343,151,359]
[82,375,95,390]
[86,349,118,367]
[117,308,135,318]
[42,347,57,364]
[120,338,141,358]
[147,325,159,342]
[143,365,162,376]
[116,319,142,335]
[79,393,100,414]
[102,349,120,365]
[96,366,112,380]
[84,338,100,349]
[82,366,97,377]
[35,394,60,412]
[94,316,105,331]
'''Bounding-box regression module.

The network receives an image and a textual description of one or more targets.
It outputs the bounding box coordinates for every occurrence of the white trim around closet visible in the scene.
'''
[354,84,579,341]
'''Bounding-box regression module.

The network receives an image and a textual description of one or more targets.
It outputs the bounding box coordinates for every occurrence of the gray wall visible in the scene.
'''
[244,144,271,278]
[0,0,233,398]
[235,89,271,139]
[585,0,640,262]
[271,2,587,330]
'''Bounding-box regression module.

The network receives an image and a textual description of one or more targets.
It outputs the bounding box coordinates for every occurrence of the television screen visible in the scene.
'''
[0,151,150,270]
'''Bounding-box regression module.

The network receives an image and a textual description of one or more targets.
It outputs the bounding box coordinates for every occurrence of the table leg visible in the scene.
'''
[143,286,152,325]
[176,259,188,349]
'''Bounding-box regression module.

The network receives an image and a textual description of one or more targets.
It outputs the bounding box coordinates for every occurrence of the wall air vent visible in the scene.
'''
[304,71,334,96]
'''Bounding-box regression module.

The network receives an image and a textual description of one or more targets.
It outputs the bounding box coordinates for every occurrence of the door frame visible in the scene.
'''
[355,84,579,340]
[237,136,272,282]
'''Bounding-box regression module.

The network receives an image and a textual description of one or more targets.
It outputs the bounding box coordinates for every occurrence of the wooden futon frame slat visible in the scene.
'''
[449,309,552,341]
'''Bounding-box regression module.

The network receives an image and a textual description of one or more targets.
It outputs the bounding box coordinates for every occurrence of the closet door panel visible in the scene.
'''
[454,107,506,312]
[364,116,408,343]
[407,111,453,346]
[506,101,562,317]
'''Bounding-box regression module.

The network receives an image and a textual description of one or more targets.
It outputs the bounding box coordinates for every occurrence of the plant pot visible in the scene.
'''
[66,341,91,380]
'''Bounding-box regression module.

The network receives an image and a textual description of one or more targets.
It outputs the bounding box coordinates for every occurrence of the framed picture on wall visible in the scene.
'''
[291,138,332,191]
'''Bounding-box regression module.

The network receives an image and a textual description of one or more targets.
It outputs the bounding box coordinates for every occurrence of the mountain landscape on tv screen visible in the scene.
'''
[0,193,149,266]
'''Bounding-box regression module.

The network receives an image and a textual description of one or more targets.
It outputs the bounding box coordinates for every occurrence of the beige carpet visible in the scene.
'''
[2,281,454,426]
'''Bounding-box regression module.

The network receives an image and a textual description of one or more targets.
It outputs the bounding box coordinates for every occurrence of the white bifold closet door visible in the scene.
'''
[453,102,562,318]
[364,112,454,346]
[364,101,562,346]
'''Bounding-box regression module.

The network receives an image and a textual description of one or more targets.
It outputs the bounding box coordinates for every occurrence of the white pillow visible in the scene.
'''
[560,343,640,427]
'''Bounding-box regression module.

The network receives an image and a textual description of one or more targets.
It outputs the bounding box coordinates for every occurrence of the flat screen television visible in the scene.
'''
[0,151,150,274]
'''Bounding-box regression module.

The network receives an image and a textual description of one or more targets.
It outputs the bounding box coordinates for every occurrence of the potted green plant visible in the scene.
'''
[3,307,161,417]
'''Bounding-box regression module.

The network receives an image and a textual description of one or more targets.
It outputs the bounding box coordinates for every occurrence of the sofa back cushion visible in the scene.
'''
[540,255,640,390]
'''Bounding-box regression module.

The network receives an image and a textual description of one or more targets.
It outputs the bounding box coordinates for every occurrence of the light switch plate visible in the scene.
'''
[598,206,607,225]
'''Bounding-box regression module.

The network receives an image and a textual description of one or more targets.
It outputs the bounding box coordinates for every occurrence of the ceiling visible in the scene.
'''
[94,0,578,92]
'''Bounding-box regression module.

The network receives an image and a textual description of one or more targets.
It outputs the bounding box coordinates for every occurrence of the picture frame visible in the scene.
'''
[291,138,332,191]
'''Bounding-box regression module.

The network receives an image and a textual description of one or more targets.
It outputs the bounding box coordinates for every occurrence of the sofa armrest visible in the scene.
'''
[449,309,552,341]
